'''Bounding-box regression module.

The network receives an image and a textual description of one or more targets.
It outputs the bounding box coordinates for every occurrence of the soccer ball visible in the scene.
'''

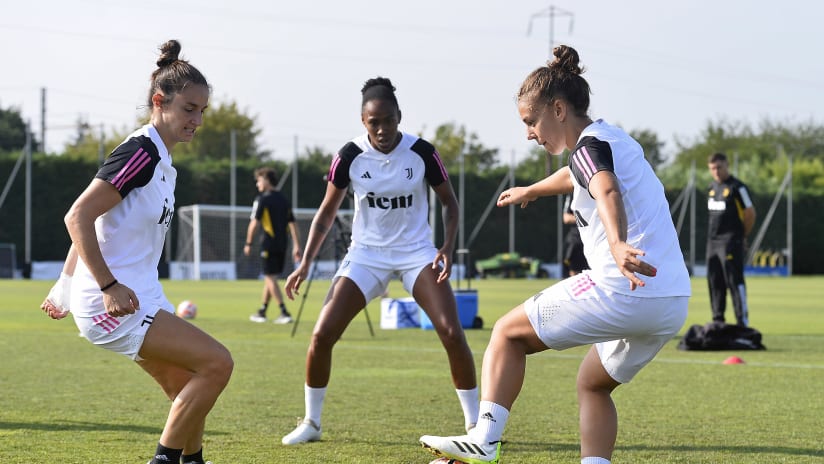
[176,300,197,319]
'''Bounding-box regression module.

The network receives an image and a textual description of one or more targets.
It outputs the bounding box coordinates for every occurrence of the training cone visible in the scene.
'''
[723,355,745,365]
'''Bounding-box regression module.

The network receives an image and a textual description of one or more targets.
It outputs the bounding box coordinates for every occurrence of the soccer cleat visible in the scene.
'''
[273,314,293,324]
[249,313,267,323]
[282,418,321,445]
[420,434,501,464]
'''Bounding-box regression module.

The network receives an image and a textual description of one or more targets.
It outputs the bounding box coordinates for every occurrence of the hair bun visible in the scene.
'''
[157,40,182,68]
[549,44,584,75]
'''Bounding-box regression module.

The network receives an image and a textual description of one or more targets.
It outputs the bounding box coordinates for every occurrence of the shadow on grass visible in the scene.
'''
[0,420,228,436]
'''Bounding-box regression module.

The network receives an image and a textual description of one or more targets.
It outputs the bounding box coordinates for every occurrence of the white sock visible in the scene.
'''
[581,457,610,464]
[304,384,326,427]
[469,400,509,446]
[455,387,480,430]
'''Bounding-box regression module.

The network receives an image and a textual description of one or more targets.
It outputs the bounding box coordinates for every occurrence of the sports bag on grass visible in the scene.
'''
[677,321,766,351]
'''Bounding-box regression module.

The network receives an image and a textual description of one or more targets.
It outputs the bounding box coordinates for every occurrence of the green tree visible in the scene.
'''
[170,100,270,162]
[0,105,36,153]
[61,117,128,162]
[428,122,499,172]
[658,118,824,194]
[629,128,667,171]
[300,145,333,172]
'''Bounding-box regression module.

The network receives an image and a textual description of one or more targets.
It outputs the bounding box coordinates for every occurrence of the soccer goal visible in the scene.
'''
[173,204,354,280]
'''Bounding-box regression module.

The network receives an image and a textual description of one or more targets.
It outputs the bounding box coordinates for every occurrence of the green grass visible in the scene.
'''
[1,276,823,463]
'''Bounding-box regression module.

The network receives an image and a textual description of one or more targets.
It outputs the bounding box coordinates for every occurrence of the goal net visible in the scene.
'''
[173,204,354,280]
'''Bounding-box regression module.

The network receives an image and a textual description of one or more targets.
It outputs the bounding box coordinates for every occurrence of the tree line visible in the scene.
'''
[1,102,822,274]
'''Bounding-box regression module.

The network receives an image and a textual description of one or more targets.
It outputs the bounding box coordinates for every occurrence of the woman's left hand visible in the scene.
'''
[610,242,657,291]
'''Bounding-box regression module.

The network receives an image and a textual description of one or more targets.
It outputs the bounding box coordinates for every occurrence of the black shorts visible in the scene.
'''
[260,249,286,275]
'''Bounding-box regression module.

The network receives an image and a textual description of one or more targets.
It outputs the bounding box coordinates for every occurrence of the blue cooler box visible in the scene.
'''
[420,289,478,330]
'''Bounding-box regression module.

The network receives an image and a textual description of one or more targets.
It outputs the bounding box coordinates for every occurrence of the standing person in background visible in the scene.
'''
[420,44,691,464]
[40,40,233,464]
[562,194,589,276]
[706,152,756,327]
[280,76,478,446]
[244,167,302,324]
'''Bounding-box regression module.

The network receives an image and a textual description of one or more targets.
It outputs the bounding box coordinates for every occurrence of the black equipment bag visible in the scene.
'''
[678,321,766,351]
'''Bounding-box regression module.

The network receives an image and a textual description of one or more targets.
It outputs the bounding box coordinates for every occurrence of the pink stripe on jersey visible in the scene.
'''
[572,147,598,182]
[92,314,121,334]
[328,154,342,183]
[570,273,596,297]
[111,148,150,190]
[432,150,449,180]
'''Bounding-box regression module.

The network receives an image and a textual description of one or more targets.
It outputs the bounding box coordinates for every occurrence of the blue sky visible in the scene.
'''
[2,0,822,163]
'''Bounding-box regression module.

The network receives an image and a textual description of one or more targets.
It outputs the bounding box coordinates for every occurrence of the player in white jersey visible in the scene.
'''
[281,77,479,445]
[40,40,232,464]
[420,45,691,464]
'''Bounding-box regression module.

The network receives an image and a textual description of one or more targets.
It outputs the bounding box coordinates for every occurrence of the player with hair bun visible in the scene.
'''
[281,76,479,446]
[421,45,691,464]
[41,40,232,464]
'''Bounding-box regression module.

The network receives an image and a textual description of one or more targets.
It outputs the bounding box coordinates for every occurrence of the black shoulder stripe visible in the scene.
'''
[328,142,363,189]
[410,138,449,186]
[96,135,160,198]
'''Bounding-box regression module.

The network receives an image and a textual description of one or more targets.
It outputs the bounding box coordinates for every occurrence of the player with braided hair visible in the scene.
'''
[281,76,479,446]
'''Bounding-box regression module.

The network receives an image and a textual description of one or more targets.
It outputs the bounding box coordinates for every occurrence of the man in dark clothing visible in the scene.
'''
[706,152,756,326]
[244,167,302,324]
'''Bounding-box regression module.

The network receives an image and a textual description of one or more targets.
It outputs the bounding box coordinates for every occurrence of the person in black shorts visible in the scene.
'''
[562,194,589,276]
[244,167,302,324]
[706,152,756,326]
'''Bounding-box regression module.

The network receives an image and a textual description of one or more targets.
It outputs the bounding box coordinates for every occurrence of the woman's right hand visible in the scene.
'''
[102,283,140,317]
[497,186,536,208]
[284,264,310,300]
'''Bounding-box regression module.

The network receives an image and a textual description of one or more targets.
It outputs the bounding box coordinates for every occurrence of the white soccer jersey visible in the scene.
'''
[70,124,176,317]
[327,132,449,249]
[568,120,691,297]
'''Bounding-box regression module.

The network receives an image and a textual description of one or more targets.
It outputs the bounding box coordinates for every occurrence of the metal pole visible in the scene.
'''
[787,152,793,275]
[293,134,299,210]
[556,154,563,266]
[509,150,515,253]
[527,4,573,271]
[459,140,466,276]
[25,122,32,275]
[40,87,46,153]
[98,124,105,165]
[229,130,237,265]
[689,160,696,272]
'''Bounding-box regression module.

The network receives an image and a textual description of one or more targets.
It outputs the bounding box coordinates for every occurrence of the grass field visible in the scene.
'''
[1,276,823,463]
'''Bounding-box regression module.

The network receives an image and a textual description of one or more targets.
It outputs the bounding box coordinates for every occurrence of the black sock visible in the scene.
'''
[280,303,288,315]
[150,443,182,463]
[182,448,205,464]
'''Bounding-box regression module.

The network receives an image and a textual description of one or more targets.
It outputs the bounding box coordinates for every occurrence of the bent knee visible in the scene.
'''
[204,345,234,386]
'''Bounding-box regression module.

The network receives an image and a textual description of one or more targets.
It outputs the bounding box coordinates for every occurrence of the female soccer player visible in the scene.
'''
[420,45,691,464]
[281,77,478,445]
[41,40,233,464]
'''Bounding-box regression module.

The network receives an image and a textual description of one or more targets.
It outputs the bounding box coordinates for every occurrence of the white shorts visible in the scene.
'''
[523,273,689,384]
[334,242,437,302]
[73,306,170,361]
